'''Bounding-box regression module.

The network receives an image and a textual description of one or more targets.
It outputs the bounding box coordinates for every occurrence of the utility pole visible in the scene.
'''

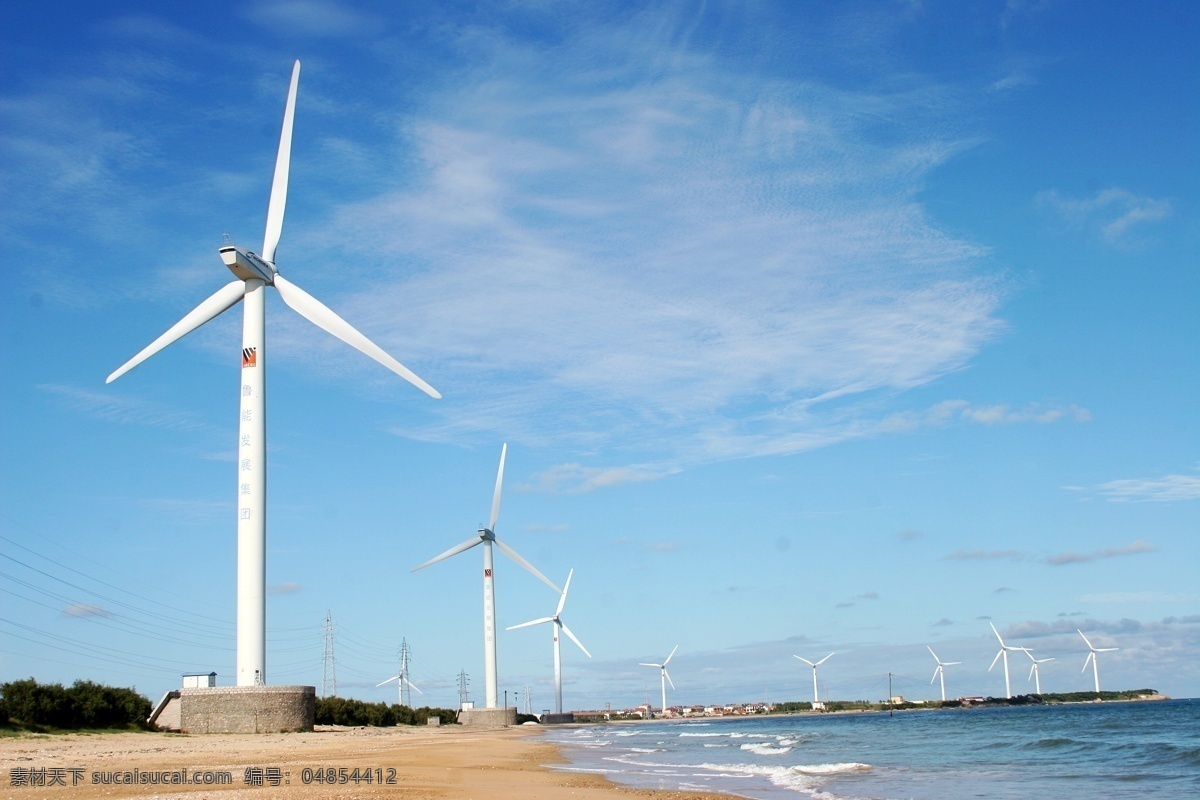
[523,683,532,715]
[321,610,336,698]
[888,672,893,718]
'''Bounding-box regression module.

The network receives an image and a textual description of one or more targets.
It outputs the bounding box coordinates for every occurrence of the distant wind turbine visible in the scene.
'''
[794,653,834,706]
[376,673,422,704]
[507,568,591,715]
[988,623,1028,698]
[106,61,439,687]
[1078,629,1118,695]
[639,646,678,717]
[412,444,559,708]
[1025,649,1054,695]
[927,646,961,702]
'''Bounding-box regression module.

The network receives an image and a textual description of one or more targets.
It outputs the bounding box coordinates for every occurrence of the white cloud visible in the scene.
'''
[291,11,1017,474]
[1036,187,1172,243]
[38,384,213,433]
[1044,540,1157,566]
[242,0,381,38]
[1094,469,1200,503]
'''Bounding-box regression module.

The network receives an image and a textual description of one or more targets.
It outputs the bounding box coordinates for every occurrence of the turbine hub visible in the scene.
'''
[220,245,277,283]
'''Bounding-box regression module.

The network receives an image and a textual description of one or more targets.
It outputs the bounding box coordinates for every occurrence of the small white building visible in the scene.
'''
[182,672,217,688]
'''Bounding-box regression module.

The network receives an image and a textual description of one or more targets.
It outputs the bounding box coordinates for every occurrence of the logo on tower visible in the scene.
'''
[242,347,257,368]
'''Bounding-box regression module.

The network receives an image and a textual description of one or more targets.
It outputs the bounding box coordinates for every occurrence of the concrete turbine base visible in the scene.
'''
[457,707,518,727]
[179,686,316,734]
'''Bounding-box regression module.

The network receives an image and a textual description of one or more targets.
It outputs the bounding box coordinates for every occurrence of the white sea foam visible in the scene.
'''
[702,743,730,748]
[696,762,872,795]
[679,732,728,738]
[614,730,640,737]
[629,747,665,753]
[740,742,794,755]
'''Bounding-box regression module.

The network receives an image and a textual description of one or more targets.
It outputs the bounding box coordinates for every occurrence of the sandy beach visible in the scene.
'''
[1,725,724,800]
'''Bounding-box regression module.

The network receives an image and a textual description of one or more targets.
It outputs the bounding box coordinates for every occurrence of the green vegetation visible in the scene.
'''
[314,696,458,726]
[1,678,151,732]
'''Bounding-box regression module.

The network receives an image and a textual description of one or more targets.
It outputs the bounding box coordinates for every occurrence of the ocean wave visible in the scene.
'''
[629,747,666,753]
[679,732,729,738]
[696,762,872,794]
[740,743,793,755]
[703,743,730,748]
[614,730,640,737]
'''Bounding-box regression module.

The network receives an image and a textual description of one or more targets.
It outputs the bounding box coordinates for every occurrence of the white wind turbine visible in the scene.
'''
[639,646,678,717]
[106,61,439,687]
[376,673,422,704]
[988,623,1028,699]
[794,652,834,706]
[1025,649,1054,695]
[507,568,591,715]
[1078,629,1119,695]
[927,646,961,702]
[413,444,559,708]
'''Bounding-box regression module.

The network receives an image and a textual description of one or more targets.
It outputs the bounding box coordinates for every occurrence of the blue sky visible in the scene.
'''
[1,0,1197,712]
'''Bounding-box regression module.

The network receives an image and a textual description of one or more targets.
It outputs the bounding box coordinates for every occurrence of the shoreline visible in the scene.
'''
[0,724,728,800]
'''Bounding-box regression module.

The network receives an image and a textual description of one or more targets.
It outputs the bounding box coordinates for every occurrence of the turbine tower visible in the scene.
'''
[988,623,1028,699]
[1025,649,1054,695]
[507,568,591,715]
[793,653,834,706]
[106,61,439,687]
[1078,629,1118,695]
[639,646,677,717]
[412,444,559,708]
[927,646,961,702]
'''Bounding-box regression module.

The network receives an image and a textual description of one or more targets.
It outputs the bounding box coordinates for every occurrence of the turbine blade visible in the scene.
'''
[663,645,679,666]
[506,616,554,631]
[946,661,961,666]
[273,273,440,398]
[1082,652,1094,672]
[1028,663,1036,681]
[927,646,940,661]
[664,668,675,691]
[489,443,506,532]
[263,60,300,264]
[1097,647,1118,653]
[990,622,1005,646]
[405,678,423,695]
[376,676,399,687]
[931,667,940,684]
[1077,629,1094,649]
[555,568,574,617]
[638,663,662,668]
[107,280,246,383]
[559,621,591,658]
[815,652,834,666]
[493,538,560,593]
[794,656,815,667]
[412,535,480,571]
[989,650,1003,672]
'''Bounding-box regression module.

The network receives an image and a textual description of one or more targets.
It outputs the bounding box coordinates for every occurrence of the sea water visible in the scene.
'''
[545,699,1199,799]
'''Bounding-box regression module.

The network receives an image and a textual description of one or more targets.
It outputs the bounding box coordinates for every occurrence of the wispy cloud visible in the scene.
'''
[37,384,213,433]
[241,0,382,38]
[1092,469,1200,503]
[519,463,675,494]
[1036,187,1172,243]
[946,548,1025,562]
[1045,540,1157,566]
[269,582,302,596]
[303,8,1018,477]
[64,603,112,618]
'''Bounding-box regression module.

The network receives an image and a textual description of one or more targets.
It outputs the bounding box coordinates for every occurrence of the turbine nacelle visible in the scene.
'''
[220,245,277,283]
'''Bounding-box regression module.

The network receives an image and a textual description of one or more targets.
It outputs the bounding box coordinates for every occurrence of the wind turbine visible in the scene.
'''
[376,673,422,704]
[507,568,591,715]
[988,623,1028,698]
[639,646,678,717]
[794,653,834,706]
[927,646,961,702]
[1078,629,1118,695]
[412,444,559,708]
[106,61,439,687]
[1025,649,1054,695]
